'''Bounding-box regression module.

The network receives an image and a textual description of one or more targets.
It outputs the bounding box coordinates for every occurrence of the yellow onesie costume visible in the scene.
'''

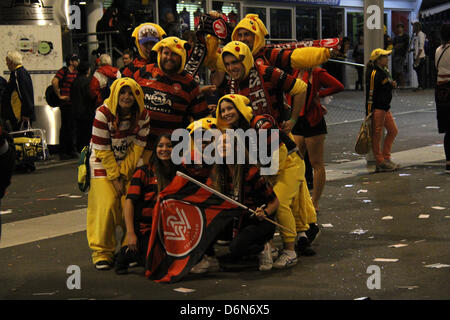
[87,78,150,266]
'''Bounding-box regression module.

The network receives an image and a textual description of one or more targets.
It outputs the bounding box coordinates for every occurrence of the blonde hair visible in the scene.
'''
[6,50,23,66]
[99,53,112,66]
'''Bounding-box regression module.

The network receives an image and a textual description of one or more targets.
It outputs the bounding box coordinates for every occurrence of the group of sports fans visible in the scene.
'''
[85,11,348,279]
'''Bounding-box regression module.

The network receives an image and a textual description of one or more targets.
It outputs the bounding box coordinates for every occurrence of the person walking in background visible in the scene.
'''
[3,51,35,132]
[392,23,409,87]
[87,78,150,270]
[353,33,364,91]
[411,21,426,91]
[3,50,36,172]
[90,53,121,108]
[120,49,134,75]
[366,48,400,172]
[71,61,96,152]
[162,12,182,38]
[52,53,79,160]
[434,23,450,174]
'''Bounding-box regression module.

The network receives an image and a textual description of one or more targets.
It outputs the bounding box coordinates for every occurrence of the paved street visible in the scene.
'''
[1,89,449,304]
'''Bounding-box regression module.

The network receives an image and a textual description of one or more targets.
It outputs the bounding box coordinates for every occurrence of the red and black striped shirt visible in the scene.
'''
[134,64,209,148]
[226,64,297,124]
[55,67,77,105]
[126,164,159,226]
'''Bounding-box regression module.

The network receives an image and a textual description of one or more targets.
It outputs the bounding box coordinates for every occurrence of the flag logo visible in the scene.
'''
[159,199,204,257]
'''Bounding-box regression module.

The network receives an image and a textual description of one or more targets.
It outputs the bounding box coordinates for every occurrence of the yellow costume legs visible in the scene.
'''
[291,157,317,232]
[274,155,302,244]
[87,178,127,264]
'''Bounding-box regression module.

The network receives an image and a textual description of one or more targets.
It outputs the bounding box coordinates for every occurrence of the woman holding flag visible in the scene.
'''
[207,130,280,271]
[115,133,179,275]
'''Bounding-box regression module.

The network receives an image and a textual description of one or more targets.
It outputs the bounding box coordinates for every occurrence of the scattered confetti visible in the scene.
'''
[399,173,411,176]
[389,244,408,248]
[357,189,368,194]
[432,206,446,210]
[414,240,426,243]
[425,186,440,189]
[0,209,13,215]
[418,214,430,219]
[424,263,450,269]
[373,258,399,262]
[32,292,57,296]
[344,184,354,188]
[382,216,393,220]
[362,200,372,203]
[69,195,82,199]
[350,229,368,235]
[174,287,196,293]
[396,285,419,290]
[321,223,334,228]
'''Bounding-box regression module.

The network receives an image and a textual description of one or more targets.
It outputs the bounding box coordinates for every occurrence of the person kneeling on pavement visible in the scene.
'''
[115,134,178,274]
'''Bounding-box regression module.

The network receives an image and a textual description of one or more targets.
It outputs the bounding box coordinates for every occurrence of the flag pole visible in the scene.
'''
[176,171,296,235]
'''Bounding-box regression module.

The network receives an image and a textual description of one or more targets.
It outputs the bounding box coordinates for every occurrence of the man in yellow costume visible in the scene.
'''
[121,23,166,78]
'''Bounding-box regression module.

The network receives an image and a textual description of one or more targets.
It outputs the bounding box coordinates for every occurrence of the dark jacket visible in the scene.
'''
[365,64,394,112]
[0,125,15,200]
[1,66,35,126]
[71,75,96,121]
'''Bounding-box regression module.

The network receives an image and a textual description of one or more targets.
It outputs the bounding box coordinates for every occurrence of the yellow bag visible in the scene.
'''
[11,122,48,162]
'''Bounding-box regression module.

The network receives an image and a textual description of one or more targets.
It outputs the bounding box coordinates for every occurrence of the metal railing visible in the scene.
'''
[71,30,122,59]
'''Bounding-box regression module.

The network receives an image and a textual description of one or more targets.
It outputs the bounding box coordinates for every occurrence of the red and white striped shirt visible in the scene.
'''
[89,104,149,178]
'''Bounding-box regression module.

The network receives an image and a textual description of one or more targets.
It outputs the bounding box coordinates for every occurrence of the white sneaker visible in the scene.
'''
[190,255,220,274]
[206,255,220,272]
[271,247,280,260]
[190,255,209,274]
[273,251,298,269]
[258,242,273,271]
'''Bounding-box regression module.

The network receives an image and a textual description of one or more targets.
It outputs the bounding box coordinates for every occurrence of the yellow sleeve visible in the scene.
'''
[291,47,330,70]
[95,149,120,180]
[119,144,145,181]
[289,78,308,96]
[202,35,225,71]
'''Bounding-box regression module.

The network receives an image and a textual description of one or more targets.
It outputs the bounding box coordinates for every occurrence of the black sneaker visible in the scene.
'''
[305,223,321,245]
[296,236,316,256]
[95,260,112,270]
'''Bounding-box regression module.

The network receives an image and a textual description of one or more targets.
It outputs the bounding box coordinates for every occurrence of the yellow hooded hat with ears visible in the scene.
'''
[216,94,253,129]
[152,36,190,74]
[132,23,166,60]
[103,77,145,116]
[220,41,254,80]
[232,14,268,55]
[187,117,218,151]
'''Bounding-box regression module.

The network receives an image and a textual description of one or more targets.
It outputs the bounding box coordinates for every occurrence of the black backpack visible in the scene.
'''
[45,67,69,107]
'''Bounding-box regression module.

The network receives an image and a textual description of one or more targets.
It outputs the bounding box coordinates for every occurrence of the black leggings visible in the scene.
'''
[229,219,275,259]
[445,133,450,161]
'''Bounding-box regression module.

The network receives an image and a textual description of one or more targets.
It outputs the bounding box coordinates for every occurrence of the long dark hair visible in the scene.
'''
[149,133,177,193]
[219,98,251,131]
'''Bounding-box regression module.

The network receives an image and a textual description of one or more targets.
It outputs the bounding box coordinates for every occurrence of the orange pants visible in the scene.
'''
[371,109,398,164]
